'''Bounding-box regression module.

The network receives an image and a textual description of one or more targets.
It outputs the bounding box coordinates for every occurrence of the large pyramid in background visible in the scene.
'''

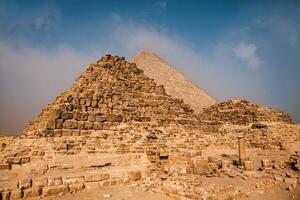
[23,54,199,137]
[131,49,217,112]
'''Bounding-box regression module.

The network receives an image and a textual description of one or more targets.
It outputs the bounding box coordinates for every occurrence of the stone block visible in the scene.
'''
[84,182,100,190]
[69,183,84,193]
[96,115,107,122]
[77,121,84,129]
[128,171,141,181]
[23,187,42,198]
[73,111,82,121]
[55,119,64,129]
[261,159,271,169]
[20,157,30,164]
[71,130,80,136]
[84,121,93,130]
[42,185,69,196]
[61,112,73,120]
[32,177,48,187]
[18,179,32,190]
[63,176,84,185]
[244,161,253,171]
[10,190,22,199]
[93,122,103,130]
[48,177,63,186]
[88,115,96,122]
[54,129,62,137]
[0,164,11,170]
[6,157,21,165]
[81,113,88,121]
[61,129,72,136]
[64,120,78,129]
[193,159,210,174]
[85,173,109,182]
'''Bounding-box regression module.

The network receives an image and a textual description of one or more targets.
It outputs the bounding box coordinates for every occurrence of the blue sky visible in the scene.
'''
[0,0,300,134]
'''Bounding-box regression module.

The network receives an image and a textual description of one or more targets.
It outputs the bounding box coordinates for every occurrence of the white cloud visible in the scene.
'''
[234,42,260,69]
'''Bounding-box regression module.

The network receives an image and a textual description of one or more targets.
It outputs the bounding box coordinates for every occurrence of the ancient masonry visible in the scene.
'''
[1,54,300,200]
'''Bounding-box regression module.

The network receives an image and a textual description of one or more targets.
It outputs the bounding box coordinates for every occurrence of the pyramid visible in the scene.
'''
[131,49,217,112]
[23,54,199,137]
[199,99,293,125]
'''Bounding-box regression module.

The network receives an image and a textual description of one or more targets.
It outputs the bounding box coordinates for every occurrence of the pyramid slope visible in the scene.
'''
[198,99,293,125]
[131,49,217,113]
[23,54,198,137]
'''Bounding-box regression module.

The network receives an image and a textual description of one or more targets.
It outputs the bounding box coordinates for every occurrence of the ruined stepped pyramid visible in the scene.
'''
[23,54,198,137]
[131,49,217,113]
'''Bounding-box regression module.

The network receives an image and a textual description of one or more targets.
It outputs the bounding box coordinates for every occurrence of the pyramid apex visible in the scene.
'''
[136,48,158,57]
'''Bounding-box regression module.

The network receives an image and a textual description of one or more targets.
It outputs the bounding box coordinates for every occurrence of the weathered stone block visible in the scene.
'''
[23,187,42,198]
[61,129,72,136]
[64,120,78,129]
[10,190,22,199]
[63,176,84,185]
[20,157,30,164]
[18,179,32,190]
[77,121,84,129]
[42,185,68,196]
[61,112,73,120]
[93,122,103,130]
[81,113,88,121]
[69,183,84,193]
[244,160,253,171]
[6,157,21,165]
[55,119,64,129]
[32,177,48,187]
[73,111,82,121]
[54,129,62,137]
[88,114,96,122]
[84,121,93,130]
[71,130,80,136]
[96,115,107,122]
[48,177,63,186]
[128,171,141,181]
[85,173,109,182]
[0,164,11,170]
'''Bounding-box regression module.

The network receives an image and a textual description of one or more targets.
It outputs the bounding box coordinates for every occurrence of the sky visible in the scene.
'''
[0,0,300,134]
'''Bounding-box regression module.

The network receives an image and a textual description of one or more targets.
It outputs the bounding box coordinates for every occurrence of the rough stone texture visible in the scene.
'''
[0,54,300,200]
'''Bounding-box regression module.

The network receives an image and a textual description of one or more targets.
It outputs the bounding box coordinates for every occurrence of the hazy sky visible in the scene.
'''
[0,0,300,134]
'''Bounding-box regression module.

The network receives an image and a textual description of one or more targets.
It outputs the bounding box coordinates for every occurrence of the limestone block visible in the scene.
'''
[20,157,30,164]
[63,176,84,185]
[96,115,107,122]
[244,161,253,171]
[64,120,78,129]
[73,111,82,120]
[6,157,21,165]
[61,129,72,136]
[69,183,84,193]
[10,190,22,200]
[18,179,32,190]
[32,177,48,187]
[84,182,100,190]
[55,119,64,129]
[261,160,271,169]
[71,130,80,136]
[42,185,69,196]
[23,187,42,198]
[128,171,142,181]
[85,173,109,182]
[54,129,62,137]
[61,112,73,120]
[81,113,88,121]
[93,122,103,130]
[48,177,63,186]
[0,164,11,170]
[84,121,93,130]
[193,159,209,174]
[77,121,84,129]
[88,114,96,122]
